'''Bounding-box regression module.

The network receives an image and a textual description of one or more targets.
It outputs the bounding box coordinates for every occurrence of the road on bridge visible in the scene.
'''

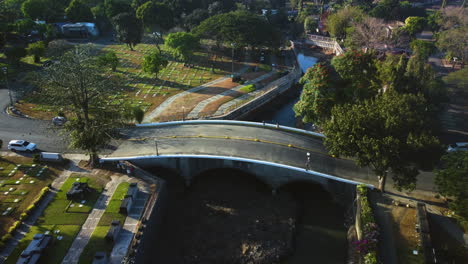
[112,123,436,192]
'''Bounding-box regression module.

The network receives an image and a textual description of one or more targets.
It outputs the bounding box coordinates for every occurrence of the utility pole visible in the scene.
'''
[231,43,235,78]
[2,67,13,106]
[155,140,159,156]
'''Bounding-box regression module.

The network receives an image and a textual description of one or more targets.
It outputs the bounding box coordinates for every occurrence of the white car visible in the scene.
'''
[447,142,468,152]
[8,140,37,152]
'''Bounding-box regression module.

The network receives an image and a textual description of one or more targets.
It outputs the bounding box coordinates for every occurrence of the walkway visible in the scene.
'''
[61,175,128,264]
[186,71,277,119]
[142,65,251,123]
[0,159,83,262]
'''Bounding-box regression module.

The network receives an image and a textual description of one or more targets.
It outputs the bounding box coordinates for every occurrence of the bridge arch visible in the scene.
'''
[190,168,272,192]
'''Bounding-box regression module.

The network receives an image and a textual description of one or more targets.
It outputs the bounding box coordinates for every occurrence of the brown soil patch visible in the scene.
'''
[240,71,267,81]
[201,90,247,117]
[155,78,239,121]
[14,102,55,120]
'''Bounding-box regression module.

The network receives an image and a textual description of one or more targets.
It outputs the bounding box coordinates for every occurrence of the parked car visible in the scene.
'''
[52,116,67,126]
[8,140,37,152]
[447,142,468,152]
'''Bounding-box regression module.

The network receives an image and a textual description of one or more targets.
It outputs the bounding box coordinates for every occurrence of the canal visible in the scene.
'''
[242,51,318,129]
[136,168,347,264]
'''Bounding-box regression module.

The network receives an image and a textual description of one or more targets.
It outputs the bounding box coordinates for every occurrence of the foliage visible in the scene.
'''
[183,9,209,30]
[104,0,132,19]
[410,39,435,60]
[112,12,143,50]
[37,45,132,165]
[21,0,49,20]
[437,27,467,66]
[46,39,73,58]
[164,32,199,62]
[136,1,174,31]
[324,90,442,191]
[14,19,35,35]
[294,63,338,125]
[142,50,168,78]
[364,252,378,264]
[326,6,365,40]
[331,50,379,101]
[370,0,426,21]
[435,152,468,220]
[97,51,119,71]
[193,10,281,49]
[26,41,46,63]
[132,106,144,124]
[239,84,256,93]
[443,68,468,92]
[304,16,318,34]
[5,45,27,65]
[355,185,379,261]
[403,16,426,36]
[65,0,94,22]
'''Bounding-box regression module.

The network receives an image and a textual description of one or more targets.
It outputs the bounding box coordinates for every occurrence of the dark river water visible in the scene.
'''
[242,52,318,128]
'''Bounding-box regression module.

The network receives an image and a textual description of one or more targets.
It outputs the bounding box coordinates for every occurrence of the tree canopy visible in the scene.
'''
[165,32,199,62]
[435,152,468,220]
[142,50,168,78]
[136,1,174,31]
[65,0,94,22]
[324,90,442,191]
[112,12,143,50]
[26,41,46,63]
[193,10,281,49]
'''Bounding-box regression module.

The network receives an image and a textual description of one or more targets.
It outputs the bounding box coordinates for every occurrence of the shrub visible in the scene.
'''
[33,153,41,163]
[5,46,27,65]
[1,234,12,243]
[7,221,21,234]
[364,252,377,264]
[26,41,46,63]
[240,84,256,93]
[232,75,242,83]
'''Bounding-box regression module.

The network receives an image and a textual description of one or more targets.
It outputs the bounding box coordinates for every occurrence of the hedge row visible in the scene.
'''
[356,185,379,264]
[0,187,50,248]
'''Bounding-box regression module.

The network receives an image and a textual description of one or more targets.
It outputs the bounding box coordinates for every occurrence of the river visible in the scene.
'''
[242,52,318,129]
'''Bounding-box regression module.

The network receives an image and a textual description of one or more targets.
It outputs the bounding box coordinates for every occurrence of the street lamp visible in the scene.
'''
[155,140,159,156]
[230,43,235,78]
[182,106,185,121]
[2,67,13,106]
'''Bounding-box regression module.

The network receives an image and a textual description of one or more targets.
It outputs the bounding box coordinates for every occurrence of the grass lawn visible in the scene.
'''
[14,42,250,120]
[5,173,108,264]
[0,156,62,237]
[78,182,130,263]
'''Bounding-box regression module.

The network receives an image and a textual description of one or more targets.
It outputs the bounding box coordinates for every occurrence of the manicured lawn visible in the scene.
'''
[5,173,108,264]
[0,157,61,237]
[5,224,81,264]
[78,182,130,263]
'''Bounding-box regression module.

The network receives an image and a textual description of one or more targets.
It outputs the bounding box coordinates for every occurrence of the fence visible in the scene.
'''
[305,34,344,55]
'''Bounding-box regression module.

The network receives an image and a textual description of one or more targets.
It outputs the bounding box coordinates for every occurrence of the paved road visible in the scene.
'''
[111,123,436,193]
[0,88,68,152]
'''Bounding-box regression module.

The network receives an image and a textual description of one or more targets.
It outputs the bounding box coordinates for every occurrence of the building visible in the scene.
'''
[17,234,52,264]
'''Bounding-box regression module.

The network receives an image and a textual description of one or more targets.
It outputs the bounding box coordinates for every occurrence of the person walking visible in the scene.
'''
[305,152,311,171]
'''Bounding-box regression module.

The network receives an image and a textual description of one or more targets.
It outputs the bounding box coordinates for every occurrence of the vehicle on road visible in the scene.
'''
[52,116,67,126]
[447,142,468,152]
[8,140,37,152]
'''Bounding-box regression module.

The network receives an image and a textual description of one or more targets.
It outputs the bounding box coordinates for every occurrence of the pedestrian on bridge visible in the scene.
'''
[306,152,311,171]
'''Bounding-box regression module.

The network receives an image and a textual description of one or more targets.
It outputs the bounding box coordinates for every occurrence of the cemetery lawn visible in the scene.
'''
[78,182,130,264]
[14,43,250,120]
[0,156,63,237]
[5,173,109,264]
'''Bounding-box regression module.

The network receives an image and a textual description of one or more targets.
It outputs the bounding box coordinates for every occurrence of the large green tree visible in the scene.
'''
[104,0,132,19]
[65,0,94,22]
[324,90,442,191]
[112,12,143,50]
[326,6,364,40]
[136,1,174,31]
[193,10,281,49]
[435,152,468,220]
[38,45,132,165]
[165,32,199,62]
[294,63,339,125]
[142,50,168,78]
[21,0,49,20]
[26,41,46,63]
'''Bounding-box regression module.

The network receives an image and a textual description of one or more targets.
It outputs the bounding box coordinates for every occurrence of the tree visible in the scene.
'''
[65,0,94,22]
[437,27,467,66]
[165,32,199,62]
[136,1,174,31]
[46,39,73,58]
[21,0,53,21]
[304,16,318,34]
[27,41,46,63]
[326,6,364,40]
[112,12,143,50]
[435,152,468,220]
[133,106,144,124]
[14,19,35,35]
[183,9,209,30]
[193,10,281,49]
[403,16,426,36]
[331,50,379,101]
[410,39,435,60]
[294,63,338,125]
[38,45,131,165]
[5,46,27,65]
[324,90,442,192]
[104,0,132,19]
[443,68,468,93]
[97,51,120,71]
[142,51,168,78]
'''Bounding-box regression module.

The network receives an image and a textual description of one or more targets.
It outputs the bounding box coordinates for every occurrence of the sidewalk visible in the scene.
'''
[61,175,129,264]
[0,159,82,262]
